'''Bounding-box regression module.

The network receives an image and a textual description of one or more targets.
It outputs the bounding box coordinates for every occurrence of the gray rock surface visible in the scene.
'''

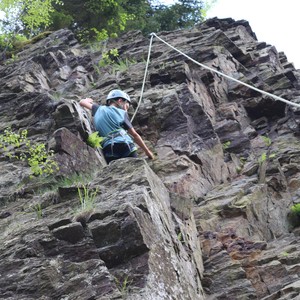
[1,17,300,299]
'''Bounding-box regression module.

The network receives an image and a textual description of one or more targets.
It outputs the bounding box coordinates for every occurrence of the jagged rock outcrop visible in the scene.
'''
[1,17,300,299]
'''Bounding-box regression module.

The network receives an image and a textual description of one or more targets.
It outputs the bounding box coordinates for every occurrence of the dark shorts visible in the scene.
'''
[102,143,137,164]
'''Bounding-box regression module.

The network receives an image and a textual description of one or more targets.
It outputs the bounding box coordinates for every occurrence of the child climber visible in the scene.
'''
[79,89,154,164]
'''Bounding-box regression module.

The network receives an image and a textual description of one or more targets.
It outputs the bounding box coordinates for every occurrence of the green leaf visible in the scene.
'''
[87,132,104,148]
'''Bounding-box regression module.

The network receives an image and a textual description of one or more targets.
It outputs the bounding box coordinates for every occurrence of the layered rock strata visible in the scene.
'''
[1,17,300,299]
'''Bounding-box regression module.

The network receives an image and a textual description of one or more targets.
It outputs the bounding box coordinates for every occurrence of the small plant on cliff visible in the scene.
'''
[177,231,186,245]
[49,90,63,101]
[87,132,104,148]
[280,251,289,257]
[262,135,272,147]
[77,184,98,212]
[114,275,132,297]
[110,57,137,75]
[258,135,276,164]
[0,32,27,63]
[258,152,276,165]
[98,48,119,67]
[88,37,107,53]
[31,203,43,219]
[236,156,247,174]
[0,127,59,177]
[222,141,231,151]
[290,203,300,215]
[288,203,300,229]
[5,53,19,64]
[73,184,98,226]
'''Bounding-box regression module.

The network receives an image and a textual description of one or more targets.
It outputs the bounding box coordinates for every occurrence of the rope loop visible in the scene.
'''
[132,32,300,122]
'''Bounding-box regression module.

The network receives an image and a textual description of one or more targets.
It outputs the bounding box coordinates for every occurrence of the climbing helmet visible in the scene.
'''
[106,89,131,104]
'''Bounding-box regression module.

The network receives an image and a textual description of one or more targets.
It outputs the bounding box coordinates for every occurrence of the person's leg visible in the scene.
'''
[102,144,119,164]
[123,143,138,158]
[103,143,138,163]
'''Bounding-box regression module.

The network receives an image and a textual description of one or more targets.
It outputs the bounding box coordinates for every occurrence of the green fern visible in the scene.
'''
[87,132,104,148]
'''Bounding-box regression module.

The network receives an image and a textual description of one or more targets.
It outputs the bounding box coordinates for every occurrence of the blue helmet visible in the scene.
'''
[106,89,131,104]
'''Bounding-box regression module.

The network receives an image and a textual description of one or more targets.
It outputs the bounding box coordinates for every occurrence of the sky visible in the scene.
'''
[205,0,300,69]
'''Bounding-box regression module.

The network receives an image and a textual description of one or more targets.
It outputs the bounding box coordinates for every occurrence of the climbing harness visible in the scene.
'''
[102,128,136,157]
[131,32,300,122]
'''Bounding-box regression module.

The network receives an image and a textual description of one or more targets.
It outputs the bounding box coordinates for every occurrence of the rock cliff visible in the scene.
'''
[1,17,300,299]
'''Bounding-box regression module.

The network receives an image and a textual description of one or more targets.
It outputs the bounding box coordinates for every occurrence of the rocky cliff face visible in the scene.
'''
[1,17,300,299]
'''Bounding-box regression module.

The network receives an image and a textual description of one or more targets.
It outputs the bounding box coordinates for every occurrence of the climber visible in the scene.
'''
[79,89,154,164]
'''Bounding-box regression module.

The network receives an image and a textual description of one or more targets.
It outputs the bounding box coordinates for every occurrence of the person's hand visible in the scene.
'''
[146,150,155,160]
[86,98,94,104]
[79,98,94,110]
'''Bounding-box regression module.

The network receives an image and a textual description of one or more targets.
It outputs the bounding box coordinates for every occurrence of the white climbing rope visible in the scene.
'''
[130,33,154,122]
[132,32,300,121]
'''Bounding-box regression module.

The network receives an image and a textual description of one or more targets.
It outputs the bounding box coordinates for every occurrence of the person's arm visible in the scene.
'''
[79,98,94,110]
[128,127,154,159]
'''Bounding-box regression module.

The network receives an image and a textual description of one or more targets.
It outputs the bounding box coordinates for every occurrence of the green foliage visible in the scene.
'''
[177,231,183,241]
[258,152,276,165]
[280,251,289,257]
[88,40,107,53]
[288,203,300,229]
[1,31,53,63]
[22,0,61,34]
[240,156,246,164]
[50,0,136,41]
[0,0,62,36]
[4,53,18,64]
[200,0,217,18]
[95,45,136,75]
[0,127,27,149]
[98,48,119,67]
[0,33,27,52]
[236,156,246,174]
[258,152,267,164]
[27,143,58,176]
[121,0,150,32]
[87,132,105,148]
[258,136,275,165]
[262,135,272,147]
[290,203,300,215]
[35,173,93,196]
[31,203,43,219]
[110,57,137,75]
[91,28,109,42]
[48,10,74,31]
[1,0,208,43]
[222,141,231,151]
[142,0,205,34]
[77,185,98,212]
[0,33,28,62]
[61,174,92,186]
[0,128,59,177]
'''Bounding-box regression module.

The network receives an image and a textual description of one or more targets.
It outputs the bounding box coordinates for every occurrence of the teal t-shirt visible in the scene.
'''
[92,104,136,149]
